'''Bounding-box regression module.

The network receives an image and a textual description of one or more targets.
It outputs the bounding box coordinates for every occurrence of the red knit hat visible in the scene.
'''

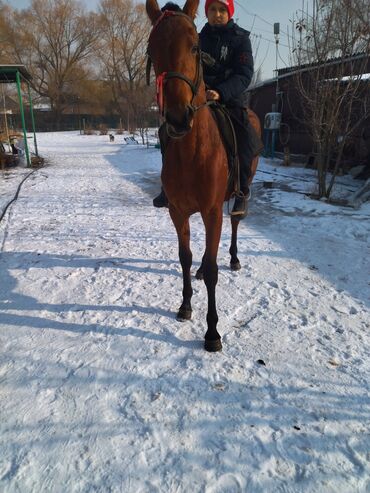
[205,0,235,19]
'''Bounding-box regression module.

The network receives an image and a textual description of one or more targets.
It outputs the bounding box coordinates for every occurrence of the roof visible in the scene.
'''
[247,53,370,92]
[248,77,276,91]
[277,52,370,79]
[0,65,32,83]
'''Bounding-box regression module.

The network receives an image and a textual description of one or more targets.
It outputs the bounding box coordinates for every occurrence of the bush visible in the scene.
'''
[98,124,108,135]
[84,125,96,135]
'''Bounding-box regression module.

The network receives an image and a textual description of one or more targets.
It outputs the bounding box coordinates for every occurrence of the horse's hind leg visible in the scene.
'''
[202,209,223,352]
[170,209,193,321]
[195,255,204,280]
[198,214,241,277]
[229,216,241,271]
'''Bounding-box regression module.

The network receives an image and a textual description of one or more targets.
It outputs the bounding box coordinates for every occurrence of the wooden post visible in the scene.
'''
[284,146,290,166]
[27,82,38,157]
[16,70,31,167]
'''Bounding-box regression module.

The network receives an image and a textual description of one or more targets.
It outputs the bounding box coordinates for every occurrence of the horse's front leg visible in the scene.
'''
[229,215,241,271]
[169,208,193,321]
[201,208,223,352]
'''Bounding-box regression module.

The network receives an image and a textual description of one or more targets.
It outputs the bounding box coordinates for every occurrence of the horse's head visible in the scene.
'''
[146,0,202,137]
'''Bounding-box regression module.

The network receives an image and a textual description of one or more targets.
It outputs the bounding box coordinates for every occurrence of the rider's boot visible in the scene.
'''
[231,188,250,217]
[153,188,168,208]
[153,123,169,208]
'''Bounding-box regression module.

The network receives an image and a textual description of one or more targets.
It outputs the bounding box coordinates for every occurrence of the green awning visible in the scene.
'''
[0,64,37,166]
[0,65,32,83]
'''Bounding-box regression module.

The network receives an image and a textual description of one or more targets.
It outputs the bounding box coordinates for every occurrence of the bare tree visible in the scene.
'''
[0,2,15,63]
[96,0,152,131]
[290,0,370,198]
[2,0,100,128]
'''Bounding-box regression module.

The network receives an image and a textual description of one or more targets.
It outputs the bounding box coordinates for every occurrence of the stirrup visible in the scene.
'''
[230,192,248,217]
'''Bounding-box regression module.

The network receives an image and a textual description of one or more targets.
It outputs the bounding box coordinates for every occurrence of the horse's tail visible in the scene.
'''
[247,108,262,186]
[247,108,262,138]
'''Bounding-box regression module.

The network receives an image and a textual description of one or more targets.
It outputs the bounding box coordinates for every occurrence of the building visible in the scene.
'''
[248,53,370,170]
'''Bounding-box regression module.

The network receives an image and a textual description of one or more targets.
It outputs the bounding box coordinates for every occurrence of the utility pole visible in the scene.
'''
[274,22,280,111]
[263,22,282,159]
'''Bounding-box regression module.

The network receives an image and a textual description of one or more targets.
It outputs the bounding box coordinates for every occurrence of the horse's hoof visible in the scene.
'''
[230,261,241,271]
[204,338,222,352]
[176,308,192,321]
[195,269,203,280]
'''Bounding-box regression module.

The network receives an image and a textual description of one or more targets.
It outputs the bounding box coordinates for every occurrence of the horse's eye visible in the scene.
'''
[191,45,199,55]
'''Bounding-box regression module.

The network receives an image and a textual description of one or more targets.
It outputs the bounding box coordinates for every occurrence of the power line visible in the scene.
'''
[250,14,257,33]
[250,32,290,49]
[234,0,291,37]
[201,1,293,76]
[277,45,289,67]
[254,38,271,75]
[235,1,274,27]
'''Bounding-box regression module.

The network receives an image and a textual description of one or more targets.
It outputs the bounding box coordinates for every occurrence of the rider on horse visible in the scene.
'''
[153,0,262,215]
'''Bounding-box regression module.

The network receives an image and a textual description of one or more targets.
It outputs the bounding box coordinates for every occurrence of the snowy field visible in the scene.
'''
[0,131,369,492]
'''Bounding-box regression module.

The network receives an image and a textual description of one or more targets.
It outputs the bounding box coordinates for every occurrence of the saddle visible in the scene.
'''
[158,102,241,196]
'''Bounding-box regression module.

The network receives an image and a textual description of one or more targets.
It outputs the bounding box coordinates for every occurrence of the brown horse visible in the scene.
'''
[146,0,260,352]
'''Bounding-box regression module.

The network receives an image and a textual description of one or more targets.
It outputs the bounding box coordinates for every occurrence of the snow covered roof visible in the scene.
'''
[277,52,369,79]
[248,71,370,92]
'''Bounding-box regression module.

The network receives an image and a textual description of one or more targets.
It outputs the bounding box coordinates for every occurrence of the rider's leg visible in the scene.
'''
[229,107,253,215]
[229,107,263,215]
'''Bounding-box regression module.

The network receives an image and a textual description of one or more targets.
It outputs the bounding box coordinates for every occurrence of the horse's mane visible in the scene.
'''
[161,2,182,12]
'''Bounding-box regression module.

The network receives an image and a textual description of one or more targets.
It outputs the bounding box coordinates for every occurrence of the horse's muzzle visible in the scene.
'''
[165,105,195,137]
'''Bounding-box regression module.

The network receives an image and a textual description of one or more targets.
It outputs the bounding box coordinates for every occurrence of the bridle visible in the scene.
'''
[146,10,204,117]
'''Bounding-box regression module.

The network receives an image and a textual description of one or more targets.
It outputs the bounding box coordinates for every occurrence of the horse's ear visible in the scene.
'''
[183,0,200,20]
[146,0,162,24]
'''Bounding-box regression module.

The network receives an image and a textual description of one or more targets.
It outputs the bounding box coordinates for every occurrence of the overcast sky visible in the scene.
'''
[10,0,305,80]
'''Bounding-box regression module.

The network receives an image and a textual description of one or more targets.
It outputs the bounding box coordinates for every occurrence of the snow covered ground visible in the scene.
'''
[0,131,369,493]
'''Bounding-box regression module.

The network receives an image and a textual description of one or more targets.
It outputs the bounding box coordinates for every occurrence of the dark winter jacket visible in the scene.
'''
[199,19,254,107]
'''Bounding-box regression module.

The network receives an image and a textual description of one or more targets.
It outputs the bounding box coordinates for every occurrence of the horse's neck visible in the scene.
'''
[192,91,217,142]
[173,95,223,164]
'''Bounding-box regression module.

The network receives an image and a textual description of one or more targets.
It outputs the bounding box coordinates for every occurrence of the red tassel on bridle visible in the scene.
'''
[156,72,167,116]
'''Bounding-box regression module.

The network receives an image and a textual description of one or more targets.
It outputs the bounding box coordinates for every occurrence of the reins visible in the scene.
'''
[146,10,204,116]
